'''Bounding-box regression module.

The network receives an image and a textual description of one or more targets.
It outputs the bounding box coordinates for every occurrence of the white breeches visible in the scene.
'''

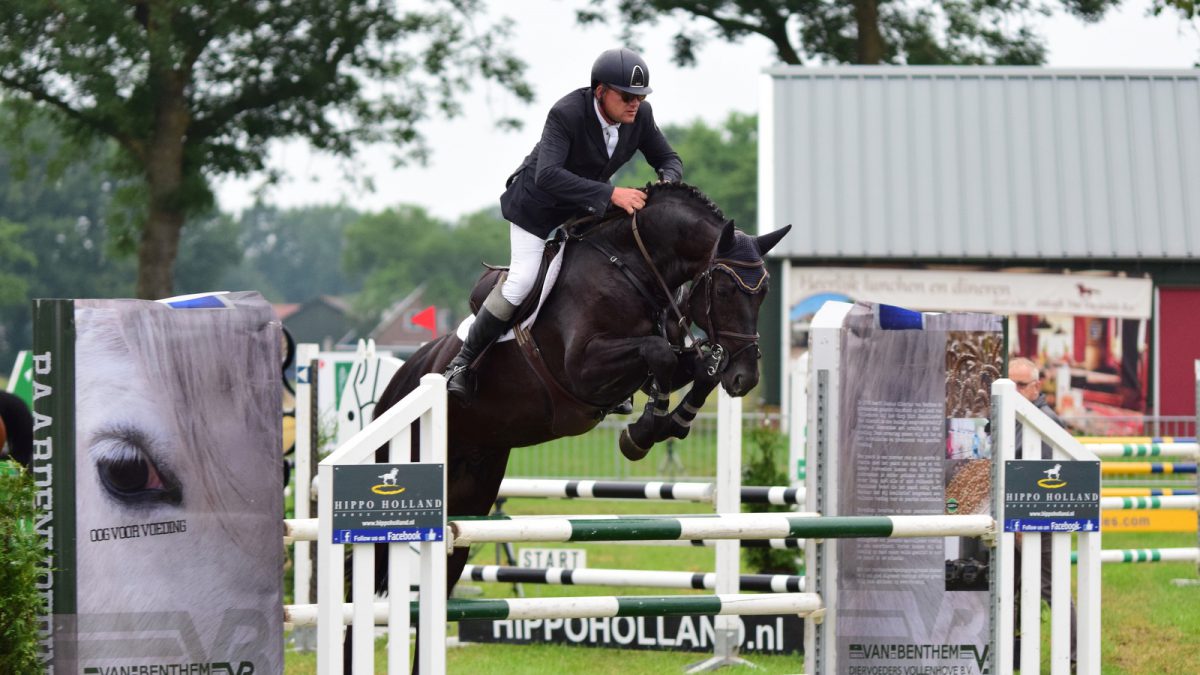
[500,223,547,306]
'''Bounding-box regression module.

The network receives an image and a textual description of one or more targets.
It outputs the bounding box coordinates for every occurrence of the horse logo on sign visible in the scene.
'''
[1038,463,1066,488]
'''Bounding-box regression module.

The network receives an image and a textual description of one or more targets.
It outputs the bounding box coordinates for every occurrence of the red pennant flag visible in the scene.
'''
[412,305,437,337]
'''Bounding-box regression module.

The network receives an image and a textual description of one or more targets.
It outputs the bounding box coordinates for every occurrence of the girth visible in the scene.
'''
[512,323,608,437]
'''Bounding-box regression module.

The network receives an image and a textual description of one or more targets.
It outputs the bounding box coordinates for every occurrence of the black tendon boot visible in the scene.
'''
[445,288,516,403]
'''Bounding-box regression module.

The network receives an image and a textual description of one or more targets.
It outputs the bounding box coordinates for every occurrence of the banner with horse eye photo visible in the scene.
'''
[31,292,283,673]
[837,303,1002,674]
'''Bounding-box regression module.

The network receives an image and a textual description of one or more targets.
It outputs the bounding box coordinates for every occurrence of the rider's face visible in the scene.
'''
[596,85,642,125]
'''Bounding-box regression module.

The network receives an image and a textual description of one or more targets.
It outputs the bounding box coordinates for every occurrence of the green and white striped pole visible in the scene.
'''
[1085,443,1199,458]
[446,513,994,547]
[1070,548,1200,565]
[1099,496,1200,511]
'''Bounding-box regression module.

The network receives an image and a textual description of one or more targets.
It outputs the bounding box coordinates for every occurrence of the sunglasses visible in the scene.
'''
[611,88,647,104]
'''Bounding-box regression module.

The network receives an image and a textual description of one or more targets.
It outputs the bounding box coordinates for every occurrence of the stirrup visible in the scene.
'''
[445,363,477,403]
[444,362,469,380]
[611,397,634,415]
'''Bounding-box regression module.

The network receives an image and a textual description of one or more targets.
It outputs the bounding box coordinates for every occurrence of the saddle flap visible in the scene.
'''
[467,237,564,327]
[468,266,507,315]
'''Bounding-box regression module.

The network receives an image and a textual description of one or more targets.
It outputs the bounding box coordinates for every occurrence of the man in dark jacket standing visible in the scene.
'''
[444,47,683,402]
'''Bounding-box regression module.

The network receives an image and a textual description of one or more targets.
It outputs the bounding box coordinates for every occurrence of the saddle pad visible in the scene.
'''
[456,241,566,343]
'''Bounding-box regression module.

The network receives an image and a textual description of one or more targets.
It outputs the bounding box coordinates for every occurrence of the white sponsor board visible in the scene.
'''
[791,266,1152,319]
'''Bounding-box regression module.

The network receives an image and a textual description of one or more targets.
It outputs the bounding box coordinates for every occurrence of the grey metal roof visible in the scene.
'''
[758,67,1199,260]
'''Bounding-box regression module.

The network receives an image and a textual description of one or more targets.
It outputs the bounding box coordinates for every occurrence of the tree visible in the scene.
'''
[343,205,509,322]
[0,103,244,366]
[217,204,364,302]
[0,219,33,309]
[0,1,531,299]
[614,112,757,228]
[578,0,1126,66]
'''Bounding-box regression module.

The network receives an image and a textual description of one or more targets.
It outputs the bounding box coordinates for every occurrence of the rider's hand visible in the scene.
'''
[610,187,646,215]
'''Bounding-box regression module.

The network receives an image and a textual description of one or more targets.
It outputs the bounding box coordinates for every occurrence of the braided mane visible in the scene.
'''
[644,182,727,223]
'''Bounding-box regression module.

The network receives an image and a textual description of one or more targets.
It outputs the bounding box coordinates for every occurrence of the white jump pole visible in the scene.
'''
[687,388,750,673]
[292,342,319,651]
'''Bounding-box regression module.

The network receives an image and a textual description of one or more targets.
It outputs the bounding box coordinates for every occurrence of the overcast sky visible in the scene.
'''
[213,0,1200,222]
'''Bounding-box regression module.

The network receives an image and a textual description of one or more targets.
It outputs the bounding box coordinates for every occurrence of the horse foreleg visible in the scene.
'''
[620,382,672,460]
[660,377,718,442]
[610,339,679,461]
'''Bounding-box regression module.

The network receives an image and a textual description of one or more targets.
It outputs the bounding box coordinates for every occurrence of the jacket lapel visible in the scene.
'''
[584,93,609,158]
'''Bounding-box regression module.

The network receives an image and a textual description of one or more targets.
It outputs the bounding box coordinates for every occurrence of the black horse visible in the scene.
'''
[353,182,789,668]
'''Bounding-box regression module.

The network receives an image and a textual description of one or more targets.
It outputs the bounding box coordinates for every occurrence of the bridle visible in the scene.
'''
[685,258,765,376]
[625,212,766,377]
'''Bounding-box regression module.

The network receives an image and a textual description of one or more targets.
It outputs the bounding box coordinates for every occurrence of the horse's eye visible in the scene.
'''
[91,432,182,507]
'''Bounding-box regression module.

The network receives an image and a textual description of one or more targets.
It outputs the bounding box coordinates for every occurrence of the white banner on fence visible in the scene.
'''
[791,266,1152,319]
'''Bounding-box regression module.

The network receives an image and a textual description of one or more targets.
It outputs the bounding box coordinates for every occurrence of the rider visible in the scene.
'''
[444,47,683,403]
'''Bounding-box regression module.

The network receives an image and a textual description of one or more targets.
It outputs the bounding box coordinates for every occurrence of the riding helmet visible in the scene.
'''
[590,48,652,95]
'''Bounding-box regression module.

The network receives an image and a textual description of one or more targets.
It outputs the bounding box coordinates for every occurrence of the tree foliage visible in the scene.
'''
[0,219,33,309]
[343,205,509,322]
[216,204,364,302]
[0,104,243,365]
[578,0,1128,66]
[0,0,531,298]
[741,423,797,574]
[614,112,758,229]
[0,463,41,673]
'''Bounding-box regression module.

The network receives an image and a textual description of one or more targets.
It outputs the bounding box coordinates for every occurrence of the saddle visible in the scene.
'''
[467,233,562,323]
[465,214,602,318]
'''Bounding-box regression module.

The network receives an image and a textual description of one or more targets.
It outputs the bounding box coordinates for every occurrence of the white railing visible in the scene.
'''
[992,379,1102,675]
[314,373,447,675]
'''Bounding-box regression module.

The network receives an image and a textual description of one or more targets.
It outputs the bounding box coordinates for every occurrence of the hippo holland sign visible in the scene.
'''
[331,463,445,544]
[1003,460,1101,533]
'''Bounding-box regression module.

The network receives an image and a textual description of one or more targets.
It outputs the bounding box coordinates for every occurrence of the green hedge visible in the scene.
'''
[0,460,42,672]
[741,423,798,575]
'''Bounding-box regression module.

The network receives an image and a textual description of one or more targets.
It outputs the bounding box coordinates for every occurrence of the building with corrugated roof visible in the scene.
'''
[758,67,1198,426]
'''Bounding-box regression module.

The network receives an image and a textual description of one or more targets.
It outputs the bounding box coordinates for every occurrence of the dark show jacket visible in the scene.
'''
[500,87,683,238]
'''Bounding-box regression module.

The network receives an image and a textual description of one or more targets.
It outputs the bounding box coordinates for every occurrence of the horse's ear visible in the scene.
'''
[754,224,792,256]
[717,220,736,254]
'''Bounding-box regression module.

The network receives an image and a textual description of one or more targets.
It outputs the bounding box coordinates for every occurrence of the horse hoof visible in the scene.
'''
[619,429,650,461]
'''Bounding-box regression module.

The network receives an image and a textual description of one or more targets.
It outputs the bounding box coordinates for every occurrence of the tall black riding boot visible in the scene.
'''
[445,288,516,403]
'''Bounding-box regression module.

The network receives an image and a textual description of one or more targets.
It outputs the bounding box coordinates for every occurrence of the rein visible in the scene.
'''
[629,212,693,334]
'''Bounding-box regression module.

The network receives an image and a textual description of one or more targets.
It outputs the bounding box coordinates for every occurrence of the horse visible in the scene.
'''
[355,182,789,669]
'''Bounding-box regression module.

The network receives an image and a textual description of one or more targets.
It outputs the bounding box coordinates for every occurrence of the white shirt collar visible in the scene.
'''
[593,96,620,134]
